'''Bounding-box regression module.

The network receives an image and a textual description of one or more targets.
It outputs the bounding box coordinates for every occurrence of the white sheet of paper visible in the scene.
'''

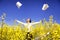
[16,1,22,8]
[42,4,49,10]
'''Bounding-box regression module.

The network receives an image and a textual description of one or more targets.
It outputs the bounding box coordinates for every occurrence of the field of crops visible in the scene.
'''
[0,16,60,40]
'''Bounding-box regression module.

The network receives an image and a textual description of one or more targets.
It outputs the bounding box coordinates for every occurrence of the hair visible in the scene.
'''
[29,19,31,23]
[26,18,31,23]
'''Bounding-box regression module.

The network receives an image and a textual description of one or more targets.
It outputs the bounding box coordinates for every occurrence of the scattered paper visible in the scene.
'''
[16,1,22,8]
[42,4,49,10]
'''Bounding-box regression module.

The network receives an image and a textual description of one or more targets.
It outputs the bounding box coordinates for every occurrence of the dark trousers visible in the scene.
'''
[26,32,33,40]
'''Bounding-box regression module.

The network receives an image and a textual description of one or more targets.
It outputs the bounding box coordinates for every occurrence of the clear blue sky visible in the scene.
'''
[0,0,60,25]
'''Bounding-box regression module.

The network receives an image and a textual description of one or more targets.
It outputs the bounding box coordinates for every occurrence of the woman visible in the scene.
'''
[16,18,41,32]
[16,18,41,40]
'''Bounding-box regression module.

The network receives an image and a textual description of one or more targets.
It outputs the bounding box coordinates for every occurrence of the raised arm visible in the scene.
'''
[16,20,26,25]
[31,20,41,25]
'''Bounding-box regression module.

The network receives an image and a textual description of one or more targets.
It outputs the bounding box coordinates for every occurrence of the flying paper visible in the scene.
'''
[42,4,49,10]
[16,1,22,8]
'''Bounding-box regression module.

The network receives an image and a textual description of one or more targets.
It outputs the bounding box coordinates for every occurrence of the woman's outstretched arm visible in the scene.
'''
[16,20,26,25]
[31,20,41,25]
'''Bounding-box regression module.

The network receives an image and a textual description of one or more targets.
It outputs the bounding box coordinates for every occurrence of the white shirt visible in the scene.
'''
[16,20,41,32]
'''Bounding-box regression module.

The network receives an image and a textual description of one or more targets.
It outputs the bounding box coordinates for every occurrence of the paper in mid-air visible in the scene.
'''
[16,1,22,8]
[42,4,49,11]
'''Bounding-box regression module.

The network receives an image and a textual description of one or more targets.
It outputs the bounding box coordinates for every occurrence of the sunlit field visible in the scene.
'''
[0,16,60,40]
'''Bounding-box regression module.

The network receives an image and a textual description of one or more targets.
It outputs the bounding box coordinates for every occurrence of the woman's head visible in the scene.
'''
[26,18,31,23]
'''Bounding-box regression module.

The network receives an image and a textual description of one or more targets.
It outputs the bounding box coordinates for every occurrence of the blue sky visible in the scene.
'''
[0,0,60,25]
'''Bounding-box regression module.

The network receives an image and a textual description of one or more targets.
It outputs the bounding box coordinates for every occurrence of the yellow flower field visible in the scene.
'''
[0,16,60,40]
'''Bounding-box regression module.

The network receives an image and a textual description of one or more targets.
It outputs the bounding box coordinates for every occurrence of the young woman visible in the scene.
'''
[16,18,41,32]
[16,18,41,40]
